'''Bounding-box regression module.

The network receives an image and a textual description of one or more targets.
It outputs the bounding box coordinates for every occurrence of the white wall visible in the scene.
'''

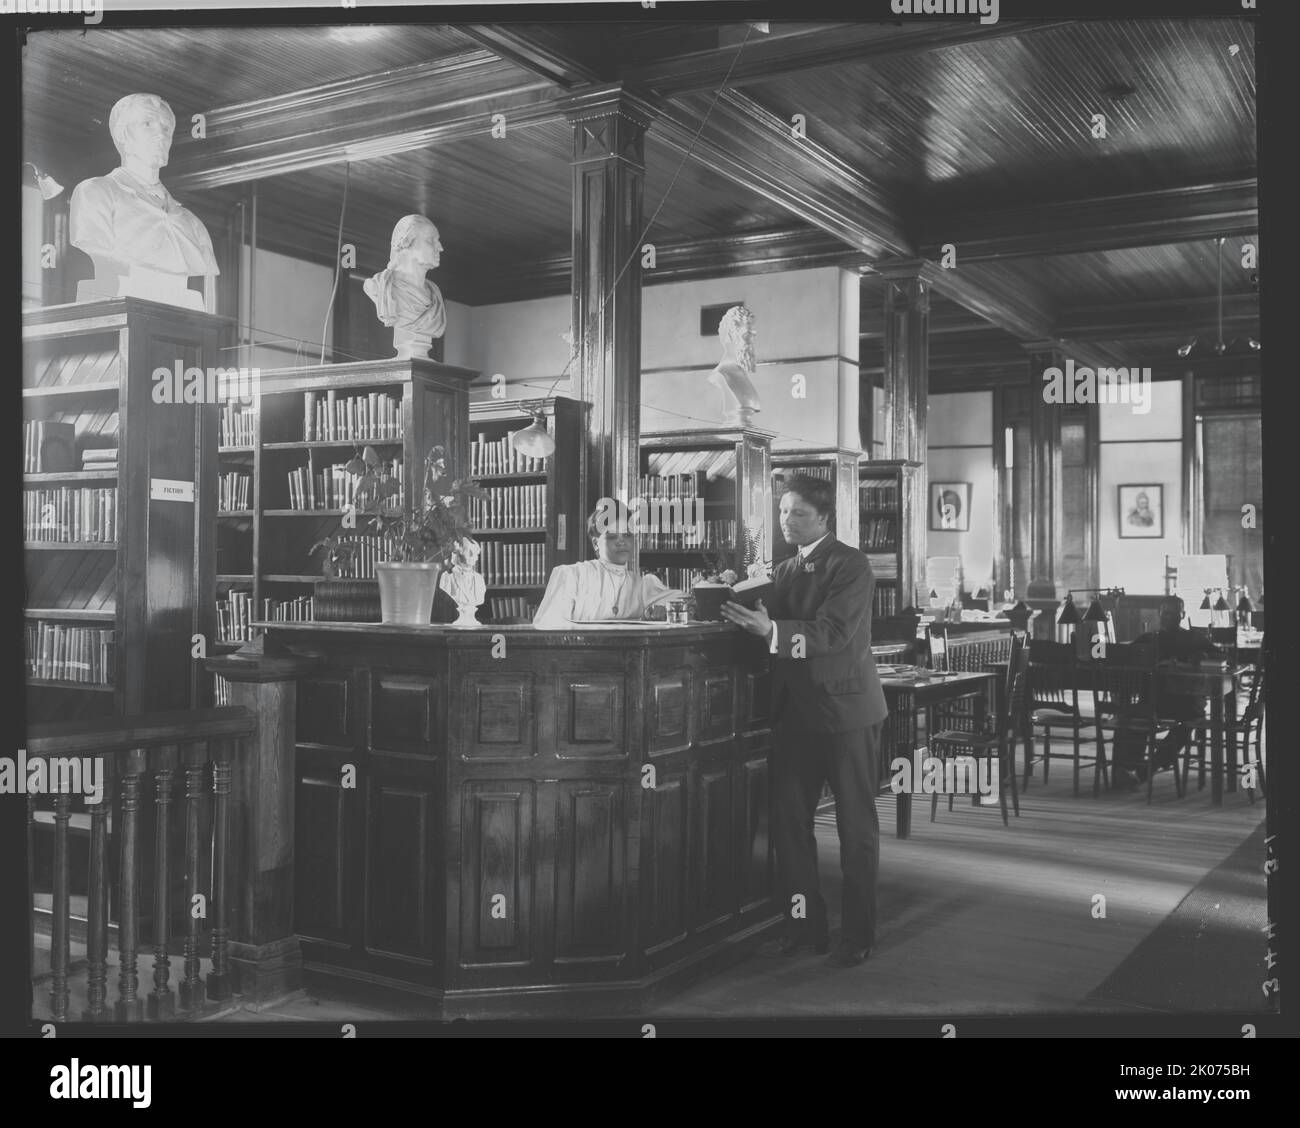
[22,184,44,307]
[1098,380,1183,591]
[466,294,572,401]
[243,246,336,370]
[927,392,995,591]
[443,299,474,370]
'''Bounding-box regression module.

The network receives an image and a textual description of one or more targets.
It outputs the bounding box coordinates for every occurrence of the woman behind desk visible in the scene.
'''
[533,508,683,628]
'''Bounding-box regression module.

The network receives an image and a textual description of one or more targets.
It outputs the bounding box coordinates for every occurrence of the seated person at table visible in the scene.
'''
[1112,595,1222,787]
[532,508,683,629]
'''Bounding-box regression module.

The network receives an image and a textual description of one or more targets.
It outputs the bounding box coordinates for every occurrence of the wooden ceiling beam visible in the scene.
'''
[915,179,1258,262]
[166,50,563,192]
[587,86,910,259]
[458,25,610,89]
[1057,293,1259,341]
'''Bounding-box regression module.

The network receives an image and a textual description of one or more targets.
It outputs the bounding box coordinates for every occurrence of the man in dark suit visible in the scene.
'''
[721,475,888,968]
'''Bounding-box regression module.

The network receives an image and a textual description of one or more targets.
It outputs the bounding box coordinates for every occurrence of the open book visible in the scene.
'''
[730,575,774,610]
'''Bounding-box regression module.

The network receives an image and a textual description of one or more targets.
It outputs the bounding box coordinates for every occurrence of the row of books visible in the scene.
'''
[472,430,546,477]
[304,390,403,443]
[650,567,706,591]
[219,471,252,512]
[82,447,118,471]
[314,580,381,622]
[324,534,400,580]
[636,471,707,502]
[285,461,403,512]
[220,403,257,447]
[861,517,898,550]
[774,465,833,483]
[217,590,257,642]
[480,541,546,587]
[214,673,232,706]
[469,485,547,529]
[487,596,539,622]
[24,487,117,543]
[871,586,899,619]
[860,480,899,508]
[866,553,898,580]
[642,519,736,552]
[264,596,314,621]
[26,622,115,686]
[23,420,76,473]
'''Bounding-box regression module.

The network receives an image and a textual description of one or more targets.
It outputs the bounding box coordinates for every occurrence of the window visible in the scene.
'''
[1199,412,1263,599]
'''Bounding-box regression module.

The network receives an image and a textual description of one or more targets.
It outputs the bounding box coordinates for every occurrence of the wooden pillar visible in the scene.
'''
[879,262,930,605]
[1024,342,1065,603]
[205,647,321,1003]
[566,88,651,530]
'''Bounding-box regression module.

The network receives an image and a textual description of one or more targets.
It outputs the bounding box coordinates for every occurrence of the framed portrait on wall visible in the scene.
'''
[929,482,971,532]
[1118,484,1164,538]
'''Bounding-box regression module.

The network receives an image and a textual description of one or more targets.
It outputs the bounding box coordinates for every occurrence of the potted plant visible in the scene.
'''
[311,444,485,624]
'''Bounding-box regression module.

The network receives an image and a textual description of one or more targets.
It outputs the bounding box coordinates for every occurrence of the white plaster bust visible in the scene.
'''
[709,305,761,427]
[439,537,486,626]
[363,215,447,360]
[69,93,219,310]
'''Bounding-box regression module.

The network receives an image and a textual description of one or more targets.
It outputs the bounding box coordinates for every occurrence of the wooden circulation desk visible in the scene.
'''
[262,620,780,1017]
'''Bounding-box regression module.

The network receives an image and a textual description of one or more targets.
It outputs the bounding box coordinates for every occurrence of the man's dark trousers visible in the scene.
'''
[772,718,884,949]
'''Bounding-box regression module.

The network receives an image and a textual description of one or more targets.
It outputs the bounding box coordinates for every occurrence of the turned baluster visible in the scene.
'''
[49,790,71,1023]
[207,740,234,1001]
[114,748,146,1022]
[84,761,110,1022]
[178,744,206,1011]
[147,746,177,1020]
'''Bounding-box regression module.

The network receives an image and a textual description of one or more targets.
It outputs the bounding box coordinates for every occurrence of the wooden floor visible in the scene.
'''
[32,733,1268,1025]
[651,745,1268,1019]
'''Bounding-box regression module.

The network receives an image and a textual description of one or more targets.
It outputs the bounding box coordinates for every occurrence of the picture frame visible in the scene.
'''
[929,481,971,532]
[1118,484,1164,538]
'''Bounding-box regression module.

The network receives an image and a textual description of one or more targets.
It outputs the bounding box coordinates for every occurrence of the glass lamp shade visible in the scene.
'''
[1083,598,1107,622]
[1213,593,1230,612]
[510,414,555,460]
[1200,593,1212,610]
[1237,593,1253,614]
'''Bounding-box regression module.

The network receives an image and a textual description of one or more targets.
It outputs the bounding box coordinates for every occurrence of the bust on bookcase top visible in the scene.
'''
[439,537,486,626]
[709,304,761,427]
[69,93,220,311]
[363,215,448,361]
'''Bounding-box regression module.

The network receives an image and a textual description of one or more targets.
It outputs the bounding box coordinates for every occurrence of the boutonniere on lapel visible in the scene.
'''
[803,560,817,573]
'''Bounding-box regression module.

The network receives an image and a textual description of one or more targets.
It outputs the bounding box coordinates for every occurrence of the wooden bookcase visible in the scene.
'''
[637,426,773,589]
[771,446,863,564]
[209,357,477,653]
[467,396,587,623]
[23,298,226,722]
[857,458,923,622]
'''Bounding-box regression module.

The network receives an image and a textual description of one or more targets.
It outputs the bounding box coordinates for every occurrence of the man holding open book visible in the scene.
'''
[721,474,887,968]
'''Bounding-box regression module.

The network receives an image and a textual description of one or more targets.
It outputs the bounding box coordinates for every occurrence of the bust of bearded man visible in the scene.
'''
[709,304,761,427]
[363,215,447,360]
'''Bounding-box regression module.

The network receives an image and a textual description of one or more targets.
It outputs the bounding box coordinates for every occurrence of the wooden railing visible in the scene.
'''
[27,707,256,1023]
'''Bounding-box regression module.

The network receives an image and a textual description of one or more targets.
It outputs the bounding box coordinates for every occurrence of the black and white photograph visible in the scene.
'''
[9,0,1281,1065]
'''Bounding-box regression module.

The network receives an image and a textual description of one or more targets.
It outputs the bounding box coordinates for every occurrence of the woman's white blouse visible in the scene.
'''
[532,560,681,629]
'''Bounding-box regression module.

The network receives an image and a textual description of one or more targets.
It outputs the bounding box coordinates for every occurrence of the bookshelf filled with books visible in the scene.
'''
[858,458,923,622]
[214,357,477,642]
[467,396,587,623]
[637,426,774,590]
[770,447,862,565]
[23,298,226,721]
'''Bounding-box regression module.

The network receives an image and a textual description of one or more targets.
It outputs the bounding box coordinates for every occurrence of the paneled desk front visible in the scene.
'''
[262,621,780,1018]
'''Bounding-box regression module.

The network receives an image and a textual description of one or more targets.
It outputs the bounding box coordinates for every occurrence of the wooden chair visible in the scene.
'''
[1092,644,1181,803]
[930,669,1027,827]
[1023,640,1100,796]
[1185,655,1267,802]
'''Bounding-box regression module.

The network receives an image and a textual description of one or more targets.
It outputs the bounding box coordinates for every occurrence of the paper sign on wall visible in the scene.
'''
[150,478,195,503]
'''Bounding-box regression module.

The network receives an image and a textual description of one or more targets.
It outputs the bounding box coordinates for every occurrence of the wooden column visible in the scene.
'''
[1024,342,1065,603]
[205,646,321,1003]
[879,262,930,605]
[566,88,651,530]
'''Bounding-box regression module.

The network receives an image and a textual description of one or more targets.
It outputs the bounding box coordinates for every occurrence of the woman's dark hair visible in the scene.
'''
[780,474,836,523]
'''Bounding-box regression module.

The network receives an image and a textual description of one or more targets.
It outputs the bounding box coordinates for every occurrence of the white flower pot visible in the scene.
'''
[375,562,443,625]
